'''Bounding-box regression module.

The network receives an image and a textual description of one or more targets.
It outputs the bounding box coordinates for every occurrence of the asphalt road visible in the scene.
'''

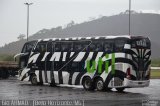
[0,77,160,106]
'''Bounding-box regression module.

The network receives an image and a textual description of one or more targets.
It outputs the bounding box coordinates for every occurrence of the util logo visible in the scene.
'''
[86,53,115,75]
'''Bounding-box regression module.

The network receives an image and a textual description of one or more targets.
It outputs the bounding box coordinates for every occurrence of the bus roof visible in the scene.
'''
[33,35,148,43]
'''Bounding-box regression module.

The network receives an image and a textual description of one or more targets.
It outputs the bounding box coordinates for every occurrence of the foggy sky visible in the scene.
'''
[0,0,160,47]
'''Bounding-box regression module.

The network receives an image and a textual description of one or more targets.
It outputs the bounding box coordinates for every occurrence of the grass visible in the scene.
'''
[0,54,14,61]
[151,59,160,67]
[151,70,160,79]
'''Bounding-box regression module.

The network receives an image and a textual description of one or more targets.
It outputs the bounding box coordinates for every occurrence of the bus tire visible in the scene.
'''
[82,77,95,91]
[116,88,125,92]
[95,78,104,91]
[31,74,38,85]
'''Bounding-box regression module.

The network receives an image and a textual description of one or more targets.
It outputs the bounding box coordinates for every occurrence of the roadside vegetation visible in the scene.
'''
[0,54,14,61]
[151,70,160,79]
[151,58,160,67]
[151,59,160,78]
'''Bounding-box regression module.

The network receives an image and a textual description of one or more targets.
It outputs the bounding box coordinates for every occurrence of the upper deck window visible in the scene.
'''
[61,42,72,52]
[103,40,114,53]
[88,41,103,52]
[115,40,126,52]
[54,42,61,52]
[54,42,73,52]
[73,41,90,52]
[34,42,46,52]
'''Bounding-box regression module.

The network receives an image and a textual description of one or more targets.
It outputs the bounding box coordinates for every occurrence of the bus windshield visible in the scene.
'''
[22,41,37,53]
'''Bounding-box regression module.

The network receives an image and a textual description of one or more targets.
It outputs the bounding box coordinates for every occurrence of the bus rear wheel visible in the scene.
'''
[95,78,104,91]
[82,77,94,91]
[116,88,125,92]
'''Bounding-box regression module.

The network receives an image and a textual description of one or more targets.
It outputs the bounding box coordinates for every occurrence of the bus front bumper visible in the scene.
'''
[124,78,150,88]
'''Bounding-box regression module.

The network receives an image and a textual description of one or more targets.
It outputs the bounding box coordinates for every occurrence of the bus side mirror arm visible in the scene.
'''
[14,53,29,62]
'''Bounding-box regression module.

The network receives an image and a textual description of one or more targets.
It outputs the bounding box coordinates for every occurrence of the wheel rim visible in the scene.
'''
[97,80,103,90]
[32,76,37,84]
[85,80,91,89]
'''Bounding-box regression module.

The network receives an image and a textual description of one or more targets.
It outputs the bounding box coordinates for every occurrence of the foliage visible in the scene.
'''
[151,59,160,67]
[17,34,26,40]
[0,54,14,61]
[151,70,160,79]
[66,20,75,28]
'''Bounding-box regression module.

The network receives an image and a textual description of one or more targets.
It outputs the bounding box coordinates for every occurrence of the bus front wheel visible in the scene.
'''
[82,77,94,91]
[31,74,38,85]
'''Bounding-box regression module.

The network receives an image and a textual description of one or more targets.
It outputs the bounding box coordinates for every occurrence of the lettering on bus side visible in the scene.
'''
[86,53,115,75]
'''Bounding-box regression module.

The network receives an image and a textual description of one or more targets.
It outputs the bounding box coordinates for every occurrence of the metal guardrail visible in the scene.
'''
[0,61,18,68]
[151,67,160,70]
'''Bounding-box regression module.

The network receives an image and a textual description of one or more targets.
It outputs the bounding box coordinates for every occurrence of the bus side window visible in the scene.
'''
[74,43,82,52]
[47,41,52,52]
[61,44,67,51]
[54,42,73,52]
[54,43,61,52]
[34,43,46,52]
[82,43,88,51]
[95,42,103,52]
[89,43,96,51]
[61,42,72,52]
[68,43,73,52]
[115,40,125,52]
[73,41,90,52]
[103,41,113,53]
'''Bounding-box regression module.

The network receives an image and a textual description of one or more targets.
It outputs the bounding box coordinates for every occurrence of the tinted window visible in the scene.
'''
[61,42,72,52]
[103,40,114,53]
[73,41,90,52]
[47,41,52,52]
[88,43,96,51]
[88,42,103,52]
[115,40,125,52]
[22,41,36,53]
[95,43,103,51]
[54,42,61,52]
[54,42,73,52]
[74,43,82,51]
[34,42,46,52]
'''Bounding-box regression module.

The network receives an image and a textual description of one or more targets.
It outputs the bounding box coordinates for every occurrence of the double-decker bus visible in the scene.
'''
[14,35,151,92]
